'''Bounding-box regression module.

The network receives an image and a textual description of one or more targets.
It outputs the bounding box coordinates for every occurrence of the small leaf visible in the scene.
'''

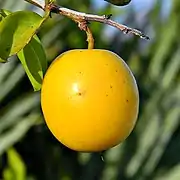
[104,0,131,6]
[0,11,43,60]
[17,35,47,91]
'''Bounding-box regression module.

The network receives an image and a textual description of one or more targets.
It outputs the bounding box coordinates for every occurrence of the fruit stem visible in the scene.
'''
[77,21,94,49]
[86,26,94,49]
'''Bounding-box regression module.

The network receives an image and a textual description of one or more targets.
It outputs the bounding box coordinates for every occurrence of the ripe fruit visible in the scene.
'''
[41,49,139,152]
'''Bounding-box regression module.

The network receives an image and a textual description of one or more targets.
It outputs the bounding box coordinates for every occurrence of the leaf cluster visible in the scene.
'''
[0,8,48,91]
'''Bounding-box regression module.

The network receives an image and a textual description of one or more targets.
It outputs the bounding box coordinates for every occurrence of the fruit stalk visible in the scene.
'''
[86,27,94,49]
[77,21,94,49]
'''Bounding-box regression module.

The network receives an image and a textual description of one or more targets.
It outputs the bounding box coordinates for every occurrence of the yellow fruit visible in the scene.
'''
[41,49,139,152]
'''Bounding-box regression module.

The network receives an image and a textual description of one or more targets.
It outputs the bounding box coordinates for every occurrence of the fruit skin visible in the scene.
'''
[41,49,139,152]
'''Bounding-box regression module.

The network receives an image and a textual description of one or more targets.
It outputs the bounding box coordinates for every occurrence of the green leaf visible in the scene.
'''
[3,148,26,180]
[17,35,47,91]
[0,11,43,60]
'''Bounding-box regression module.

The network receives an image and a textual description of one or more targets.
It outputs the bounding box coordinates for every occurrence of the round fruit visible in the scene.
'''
[41,49,139,152]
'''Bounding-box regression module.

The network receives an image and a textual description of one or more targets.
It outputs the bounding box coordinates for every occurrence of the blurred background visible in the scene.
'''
[0,0,180,179]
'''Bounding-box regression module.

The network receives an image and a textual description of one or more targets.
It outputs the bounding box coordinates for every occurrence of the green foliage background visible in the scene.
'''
[0,0,180,179]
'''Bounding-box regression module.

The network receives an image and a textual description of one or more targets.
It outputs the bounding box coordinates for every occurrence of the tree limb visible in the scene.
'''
[24,0,149,40]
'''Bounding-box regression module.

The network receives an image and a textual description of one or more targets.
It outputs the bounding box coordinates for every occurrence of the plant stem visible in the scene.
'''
[86,26,94,49]
[49,4,149,40]
[24,0,149,40]
[77,21,94,49]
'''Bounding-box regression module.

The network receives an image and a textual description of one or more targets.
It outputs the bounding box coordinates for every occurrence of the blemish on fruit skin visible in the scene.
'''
[106,94,108,97]
[110,85,113,89]
[115,70,118,73]
[77,92,82,96]
[126,99,129,103]
[75,90,86,97]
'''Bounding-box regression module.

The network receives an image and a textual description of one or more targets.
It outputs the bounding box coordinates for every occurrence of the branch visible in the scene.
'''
[49,4,149,40]
[24,0,149,40]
